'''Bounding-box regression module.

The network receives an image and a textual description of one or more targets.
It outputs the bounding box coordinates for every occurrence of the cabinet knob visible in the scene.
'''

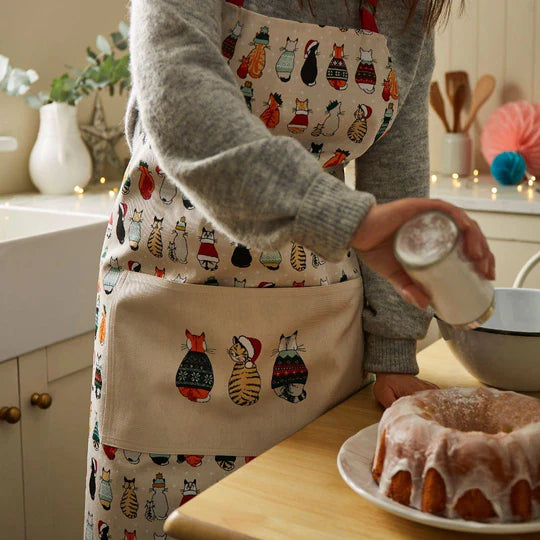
[30,393,53,409]
[0,406,21,424]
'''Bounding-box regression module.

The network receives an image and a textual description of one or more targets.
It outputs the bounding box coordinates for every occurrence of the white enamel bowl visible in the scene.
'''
[437,287,540,392]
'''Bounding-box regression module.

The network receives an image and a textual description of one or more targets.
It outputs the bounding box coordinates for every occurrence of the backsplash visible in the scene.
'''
[429,0,540,174]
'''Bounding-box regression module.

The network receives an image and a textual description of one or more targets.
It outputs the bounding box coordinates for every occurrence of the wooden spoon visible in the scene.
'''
[429,81,451,132]
[462,74,496,132]
[445,71,470,106]
[452,83,467,132]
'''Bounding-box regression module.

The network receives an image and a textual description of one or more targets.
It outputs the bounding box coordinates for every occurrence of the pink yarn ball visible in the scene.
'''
[481,101,540,175]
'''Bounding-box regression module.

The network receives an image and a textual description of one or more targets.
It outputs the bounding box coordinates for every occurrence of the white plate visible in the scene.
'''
[337,423,540,535]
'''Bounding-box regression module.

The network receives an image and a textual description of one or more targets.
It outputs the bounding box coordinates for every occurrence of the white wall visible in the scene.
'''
[429,0,540,174]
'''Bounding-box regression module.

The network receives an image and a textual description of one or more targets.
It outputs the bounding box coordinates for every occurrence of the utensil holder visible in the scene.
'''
[440,132,472,176]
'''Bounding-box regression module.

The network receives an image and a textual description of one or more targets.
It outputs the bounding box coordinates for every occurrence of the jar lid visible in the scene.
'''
[394,210,459,269]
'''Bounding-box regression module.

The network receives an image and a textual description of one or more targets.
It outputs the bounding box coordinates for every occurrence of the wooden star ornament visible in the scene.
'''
[80,93,124,181]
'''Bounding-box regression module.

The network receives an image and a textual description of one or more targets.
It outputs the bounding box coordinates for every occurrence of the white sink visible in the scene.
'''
[0,206,107,361]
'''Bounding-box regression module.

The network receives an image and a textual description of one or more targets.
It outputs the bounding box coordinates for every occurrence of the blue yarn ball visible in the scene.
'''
[490,152,526,185]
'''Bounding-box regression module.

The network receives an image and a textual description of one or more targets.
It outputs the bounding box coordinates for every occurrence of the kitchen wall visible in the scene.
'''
[2,0,538,195]
[429,0,540,174]
[0,0,130,195]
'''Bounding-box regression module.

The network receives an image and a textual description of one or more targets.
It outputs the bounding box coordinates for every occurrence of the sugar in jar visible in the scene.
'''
[394,210,495,329]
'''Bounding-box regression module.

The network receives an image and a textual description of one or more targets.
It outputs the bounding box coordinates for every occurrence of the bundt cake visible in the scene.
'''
[372,387,540,522]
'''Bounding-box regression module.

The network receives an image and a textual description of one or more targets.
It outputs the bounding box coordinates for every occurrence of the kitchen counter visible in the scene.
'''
[429,174,540,215]
[164,339,540,540]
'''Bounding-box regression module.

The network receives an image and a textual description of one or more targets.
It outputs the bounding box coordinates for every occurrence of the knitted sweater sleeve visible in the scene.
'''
[127,0,375,262]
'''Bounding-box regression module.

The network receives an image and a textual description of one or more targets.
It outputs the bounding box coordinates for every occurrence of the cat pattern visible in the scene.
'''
[309,142,323,158]
[215,456,236,471]
[318,100,343,137]
[98,468,113,510]
[157,166,178,204]
[240,81,254,111]
[98,520,110,540]
[120,477,139,519]
[227,335,262,406]
[231,243,252,268]
[301,39,319,86]
[382,56,398,101]
[179,479,199,506]
[129,209,143,250]
[237,55,249,79]
[311,252,326,268]
[84,512,93,540]
[222,21,243,62]
[275,37,298,82]
[323,148,350,168]
[271,331,308,403]
[197,227,219,270]
[121,175,131,195]
[234,277,246,287]
[326,43,348,90]
[287,98,310,133]
[347,104,372,144]
[247,26,270,78]
[259,92,282,129]
[168,217,188,264]
[150,453,171,466]
[355,48,376,93]
[177,455,204,467]
[89,457,97,500]
[155,267,165,278]
[98,305,106,345]
[290,242,307,271]
[259,250,282,270]
[116,202,127,244]
[102,257,121,294]
[123,450,142,464]
[94,354,102,398]
[124,531,137,540]
[145,473,169,521]
[147,216,164,258]
[92,419,100,450]
[138,161,154,200]
[374,103,394,142]
[176,330,215,403]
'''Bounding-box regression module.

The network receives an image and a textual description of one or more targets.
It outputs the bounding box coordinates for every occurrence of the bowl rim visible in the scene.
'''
[436,287,540,337]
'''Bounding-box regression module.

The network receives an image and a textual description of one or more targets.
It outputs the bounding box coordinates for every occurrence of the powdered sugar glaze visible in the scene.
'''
[373,387,540,522]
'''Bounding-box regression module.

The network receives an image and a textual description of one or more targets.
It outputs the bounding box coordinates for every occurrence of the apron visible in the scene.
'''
[95,0,400,458]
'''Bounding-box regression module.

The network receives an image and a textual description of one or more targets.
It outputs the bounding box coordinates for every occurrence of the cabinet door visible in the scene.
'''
[19,332,93,540]
[0,359,25,540]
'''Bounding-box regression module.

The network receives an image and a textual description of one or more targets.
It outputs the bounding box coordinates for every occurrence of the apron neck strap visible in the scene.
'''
[225,0,379,33]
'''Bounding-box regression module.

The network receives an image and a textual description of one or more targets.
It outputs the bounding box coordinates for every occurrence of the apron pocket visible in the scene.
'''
[101,270,368,455]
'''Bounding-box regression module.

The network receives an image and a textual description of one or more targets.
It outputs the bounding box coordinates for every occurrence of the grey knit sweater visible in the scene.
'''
[126,0,435,374]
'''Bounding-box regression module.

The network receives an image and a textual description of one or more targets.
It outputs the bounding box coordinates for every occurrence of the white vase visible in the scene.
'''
[29,102,92,194]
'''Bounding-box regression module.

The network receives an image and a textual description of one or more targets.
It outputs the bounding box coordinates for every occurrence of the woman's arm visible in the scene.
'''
[128,0,375,262]
[354,31,435,374]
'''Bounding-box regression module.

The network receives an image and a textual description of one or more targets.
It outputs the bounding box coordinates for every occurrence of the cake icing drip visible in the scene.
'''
[373,387,540,522]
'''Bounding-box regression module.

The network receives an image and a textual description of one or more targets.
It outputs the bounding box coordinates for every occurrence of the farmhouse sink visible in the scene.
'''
[0,206,107,361]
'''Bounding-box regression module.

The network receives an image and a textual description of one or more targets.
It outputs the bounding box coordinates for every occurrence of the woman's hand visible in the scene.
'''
[373,373,439,409]
[350,198,495,309]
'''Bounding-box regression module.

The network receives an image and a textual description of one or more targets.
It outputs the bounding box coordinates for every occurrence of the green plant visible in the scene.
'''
[11,21,131,109]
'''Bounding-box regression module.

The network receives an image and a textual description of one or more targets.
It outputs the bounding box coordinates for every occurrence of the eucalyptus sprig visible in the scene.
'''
[23,21,131,109]
[0,55,40,97]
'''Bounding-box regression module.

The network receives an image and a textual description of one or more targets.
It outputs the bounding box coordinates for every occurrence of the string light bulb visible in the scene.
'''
[491,187,498,194]
[517,185,523,192]
[100,177,106,184]
[74,185,84,194]
[431,174,438,183]
[473,169,479,176]
[108,190,115,197]
[473,177,479,183]
[451,173,459,179]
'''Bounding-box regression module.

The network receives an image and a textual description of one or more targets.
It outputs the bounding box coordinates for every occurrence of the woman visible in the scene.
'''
[84,0,493,537]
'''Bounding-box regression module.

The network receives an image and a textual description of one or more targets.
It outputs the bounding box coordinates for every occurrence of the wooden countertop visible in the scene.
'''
[164,339,539,540]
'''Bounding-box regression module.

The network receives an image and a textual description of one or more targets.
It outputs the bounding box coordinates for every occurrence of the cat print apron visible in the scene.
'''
[85,0,399,536]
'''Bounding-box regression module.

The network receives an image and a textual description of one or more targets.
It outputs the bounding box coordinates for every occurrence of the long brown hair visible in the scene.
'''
[298,0,464,32]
